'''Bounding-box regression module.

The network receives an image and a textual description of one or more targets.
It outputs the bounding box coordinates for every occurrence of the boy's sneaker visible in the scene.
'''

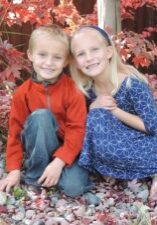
[83,192,101,206]
[25,184,42,195]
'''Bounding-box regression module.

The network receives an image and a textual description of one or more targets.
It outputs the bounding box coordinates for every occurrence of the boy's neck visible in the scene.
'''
[32,71,63,85]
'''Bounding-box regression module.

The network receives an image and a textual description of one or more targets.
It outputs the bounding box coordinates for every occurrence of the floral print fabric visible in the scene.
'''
[79,77,157,179]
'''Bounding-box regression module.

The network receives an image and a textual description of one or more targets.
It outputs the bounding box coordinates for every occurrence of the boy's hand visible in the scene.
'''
[38,158,65,187]
[0,170,21,193]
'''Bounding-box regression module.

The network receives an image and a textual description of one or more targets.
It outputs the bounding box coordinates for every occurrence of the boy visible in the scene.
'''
[0,25,92,197]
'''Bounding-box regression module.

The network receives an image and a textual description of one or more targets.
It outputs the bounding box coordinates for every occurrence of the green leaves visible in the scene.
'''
[13,187,27,200]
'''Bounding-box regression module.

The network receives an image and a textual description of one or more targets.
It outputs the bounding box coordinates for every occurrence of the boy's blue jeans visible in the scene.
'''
[21,109,93,197]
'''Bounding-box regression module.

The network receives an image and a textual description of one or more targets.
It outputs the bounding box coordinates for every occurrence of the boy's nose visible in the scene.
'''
[46,57,53,65]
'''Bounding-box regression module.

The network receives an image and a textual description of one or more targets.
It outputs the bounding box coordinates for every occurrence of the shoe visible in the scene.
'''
[83,192,101,206]
[26,184,42,194]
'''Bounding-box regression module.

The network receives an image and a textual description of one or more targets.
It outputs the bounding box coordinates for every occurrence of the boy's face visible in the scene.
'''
[27,35,68,81]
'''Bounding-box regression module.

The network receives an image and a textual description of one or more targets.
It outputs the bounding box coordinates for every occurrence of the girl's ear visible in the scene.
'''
[106,46,113,60]
[27,49,33,62]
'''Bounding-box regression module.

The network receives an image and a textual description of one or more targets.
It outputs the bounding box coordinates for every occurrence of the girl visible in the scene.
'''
[70,25,157,200]
[0,25,93,197]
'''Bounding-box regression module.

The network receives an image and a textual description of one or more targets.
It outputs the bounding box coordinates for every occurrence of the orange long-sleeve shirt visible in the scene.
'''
[6,74,87,172]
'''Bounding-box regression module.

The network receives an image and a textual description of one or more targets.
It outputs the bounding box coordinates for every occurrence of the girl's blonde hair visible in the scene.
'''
[28,24,70,56]
[70,26,147,96]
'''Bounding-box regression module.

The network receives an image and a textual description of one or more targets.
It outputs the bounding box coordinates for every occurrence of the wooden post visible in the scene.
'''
[97,0,105,29]
[97,0,121,33]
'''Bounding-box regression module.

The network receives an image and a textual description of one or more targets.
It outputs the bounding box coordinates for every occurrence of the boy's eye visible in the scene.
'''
[38,53,46,57]
[54,56,62,60]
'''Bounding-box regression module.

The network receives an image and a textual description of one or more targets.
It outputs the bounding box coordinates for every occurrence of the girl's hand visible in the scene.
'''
[0,170,21,193]
[90,95,117,111]
[38,158,65,187]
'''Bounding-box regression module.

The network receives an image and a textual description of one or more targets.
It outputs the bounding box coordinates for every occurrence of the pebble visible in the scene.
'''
[50,195,59,206]
[0,150,157,225]
[73,205,86,217]
[12,211,25,221]
[85,205,96,216]
[137,189,149,202]
[0,191,7,205]
[26,209,36,219]
[23,219,32,225]
[31,220,45,225]
[0,168,4,178]
[106,197,115,207]
[0,219,8,225]
[7,196,16,205]
[64,211,75,222]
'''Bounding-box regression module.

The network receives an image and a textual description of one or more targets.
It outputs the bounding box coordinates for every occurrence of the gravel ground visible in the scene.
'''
[0,153,157,225]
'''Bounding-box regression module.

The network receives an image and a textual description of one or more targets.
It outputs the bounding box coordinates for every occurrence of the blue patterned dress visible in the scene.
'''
[79,77,157,180]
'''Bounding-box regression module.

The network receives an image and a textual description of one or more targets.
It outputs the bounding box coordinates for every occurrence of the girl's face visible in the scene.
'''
[71,29,113,79]
[27,34,68,81]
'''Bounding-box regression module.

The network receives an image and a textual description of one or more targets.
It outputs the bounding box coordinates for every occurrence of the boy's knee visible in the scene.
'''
[29,109,57,127]
[31,109,52,120]
[59,179,85,197]
[58,167,93,197]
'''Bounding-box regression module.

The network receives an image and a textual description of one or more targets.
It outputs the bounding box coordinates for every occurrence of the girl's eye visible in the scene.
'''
[92,47,99,52]
[76,52,85,57]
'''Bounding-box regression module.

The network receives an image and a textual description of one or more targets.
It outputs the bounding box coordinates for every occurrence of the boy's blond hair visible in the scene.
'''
[28,24,70,56]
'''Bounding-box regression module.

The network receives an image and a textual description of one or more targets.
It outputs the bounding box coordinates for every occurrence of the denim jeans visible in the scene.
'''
[21,109,93,197]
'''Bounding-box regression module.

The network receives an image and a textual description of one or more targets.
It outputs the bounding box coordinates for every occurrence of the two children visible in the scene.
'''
[0,25,92,197]
[1,23,157,201]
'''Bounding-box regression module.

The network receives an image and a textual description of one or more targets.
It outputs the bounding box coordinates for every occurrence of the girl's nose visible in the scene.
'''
[85,52,93,61]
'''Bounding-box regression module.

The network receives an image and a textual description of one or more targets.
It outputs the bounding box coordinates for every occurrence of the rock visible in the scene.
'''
[12,211,25,221]
[55,199,67,210]
[64,211,75,222]
[0,168,4,178]
[46,217,69,225]
[137,189,149,202]
[0,191,7,205]
[85,205,96,216]
[7,196,16,205]
[31,220,45,225]
[23,219,32,225]
[26,209,36,219]
[73,205,86,217]
[95,192,105,199]
[0,219,8,225]
[106,197,115,207]
[50,195,59,207]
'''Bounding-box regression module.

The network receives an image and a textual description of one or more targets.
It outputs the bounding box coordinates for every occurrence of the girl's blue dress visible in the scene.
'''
[79,77,157,180]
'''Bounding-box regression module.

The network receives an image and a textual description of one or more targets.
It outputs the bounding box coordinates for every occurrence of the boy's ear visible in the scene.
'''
[106,46,113,60]
[27,49,33,62]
